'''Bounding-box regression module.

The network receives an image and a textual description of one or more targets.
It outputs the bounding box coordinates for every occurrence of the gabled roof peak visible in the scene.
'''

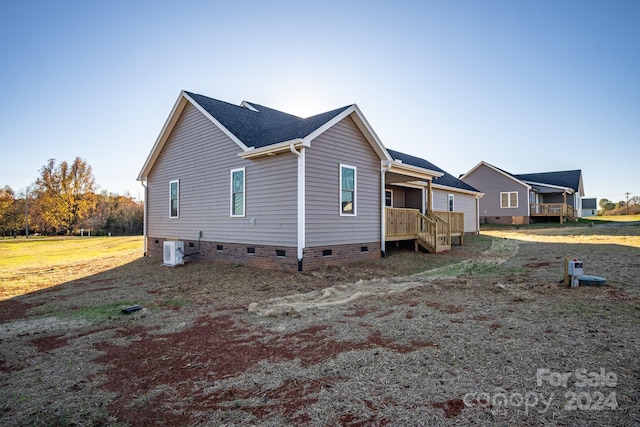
[184,91,353,149]
[138,91,391,180]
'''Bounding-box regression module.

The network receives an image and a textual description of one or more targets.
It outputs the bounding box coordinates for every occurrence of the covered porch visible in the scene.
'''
[382,159,466,253]
[530,203,577,223]
[529,186,577,223]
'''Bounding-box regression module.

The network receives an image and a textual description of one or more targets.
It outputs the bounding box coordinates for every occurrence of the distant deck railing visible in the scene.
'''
[530,203,576,218]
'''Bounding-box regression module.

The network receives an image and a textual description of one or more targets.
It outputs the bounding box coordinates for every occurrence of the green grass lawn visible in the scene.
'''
[481,214,640,230]
[0,236,142,269]
[0,236,143,300]
[588,214,640,222]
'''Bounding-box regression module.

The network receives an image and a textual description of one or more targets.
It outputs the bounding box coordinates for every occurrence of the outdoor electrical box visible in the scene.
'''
[163,241,184,266]
[568,260,584,277]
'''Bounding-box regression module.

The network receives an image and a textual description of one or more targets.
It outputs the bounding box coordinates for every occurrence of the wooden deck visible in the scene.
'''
[385,208,464,253]
[530,203,577,223]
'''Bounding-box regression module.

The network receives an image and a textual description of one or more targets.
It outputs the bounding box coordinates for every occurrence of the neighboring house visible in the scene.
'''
[582,198,597,217]
[138,91,478,271]
[460,161,585,225]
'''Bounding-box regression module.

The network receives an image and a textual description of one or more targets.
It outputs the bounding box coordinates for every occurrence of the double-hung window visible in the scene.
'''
[340,164,356,215]
[385,189,393,207]
[500,191,518,208]
[448,194,455,212]
[169,180,179,218]
[230,168,245,216]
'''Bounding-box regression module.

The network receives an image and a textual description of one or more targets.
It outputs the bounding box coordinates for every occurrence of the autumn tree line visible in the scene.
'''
[0,157,143,237]
[598,196,640,216]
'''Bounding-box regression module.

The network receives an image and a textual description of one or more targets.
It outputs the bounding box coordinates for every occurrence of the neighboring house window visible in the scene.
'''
[500,191,518,208]
[448,194,454,212]
[230,168,245,217]
[385,189,393,207]
[340,164,356,215]
[169,180,179,218]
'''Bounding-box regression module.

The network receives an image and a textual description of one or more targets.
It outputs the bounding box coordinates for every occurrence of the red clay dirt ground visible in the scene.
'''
[1,228,639,426]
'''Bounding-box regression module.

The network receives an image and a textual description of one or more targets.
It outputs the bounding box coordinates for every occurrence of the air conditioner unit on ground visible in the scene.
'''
[163,241,184,266]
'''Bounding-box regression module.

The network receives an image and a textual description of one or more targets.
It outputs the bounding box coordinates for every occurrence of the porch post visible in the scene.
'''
[381,161,392,257]
[427,179,433,214]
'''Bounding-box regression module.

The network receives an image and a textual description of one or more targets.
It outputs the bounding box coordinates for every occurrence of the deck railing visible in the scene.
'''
[385,208,463,250]
[530,203,576,218]
[430,211,464,236]
[420,211,449,247]
[416,212,437,249]
[385,207,418,241]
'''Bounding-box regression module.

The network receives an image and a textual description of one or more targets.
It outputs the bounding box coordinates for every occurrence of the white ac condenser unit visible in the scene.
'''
[163,241,184,266]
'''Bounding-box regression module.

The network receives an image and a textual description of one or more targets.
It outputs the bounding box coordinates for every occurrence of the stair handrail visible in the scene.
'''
[416,211,436,249]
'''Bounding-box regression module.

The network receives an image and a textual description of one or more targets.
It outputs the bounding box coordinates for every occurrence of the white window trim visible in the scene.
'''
[385,189,393,207]
[340,164,357,216]
[230,167,246,217]
[169,179,179,218]
[448,194,455,212]
[500,191,518,208]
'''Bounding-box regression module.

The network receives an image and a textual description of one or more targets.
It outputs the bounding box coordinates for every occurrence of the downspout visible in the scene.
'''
[141,179,148,256]
[427,179,433,213]
[381,161,392,257]
[290,144,305,271]
[476,196,480,233]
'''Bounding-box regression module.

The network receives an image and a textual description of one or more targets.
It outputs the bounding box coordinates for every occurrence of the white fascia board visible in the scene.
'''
[431,183,484,197]
[238,139,304,159]
[348,105,393,161]
[388,162,443,181]
[459,161,486,180]
[302,104,393,162]
[461,161,530,190]
[138,92,189,180]
[138,91,252,181]
[524,180,574,193]
[388,181,430,190]
[183,92,250,152]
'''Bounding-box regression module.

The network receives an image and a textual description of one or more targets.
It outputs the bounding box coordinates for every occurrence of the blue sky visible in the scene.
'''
[1,0,638,203]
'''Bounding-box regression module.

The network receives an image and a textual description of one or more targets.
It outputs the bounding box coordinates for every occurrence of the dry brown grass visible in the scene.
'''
[1,225,638,426]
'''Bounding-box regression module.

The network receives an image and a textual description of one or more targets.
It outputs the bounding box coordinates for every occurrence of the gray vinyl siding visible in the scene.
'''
[432,190,448,212]
[462,166,529,217]
[432,189,478,232]
[305,116,381,247]
[147,102,298,246]
[405,188,423,210]
[388,187,405,208]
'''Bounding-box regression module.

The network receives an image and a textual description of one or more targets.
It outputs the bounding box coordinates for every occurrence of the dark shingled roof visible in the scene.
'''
[513,170,582,192]
[185,92,352,148]
[387,149,480,193]
[582,198,597,209]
